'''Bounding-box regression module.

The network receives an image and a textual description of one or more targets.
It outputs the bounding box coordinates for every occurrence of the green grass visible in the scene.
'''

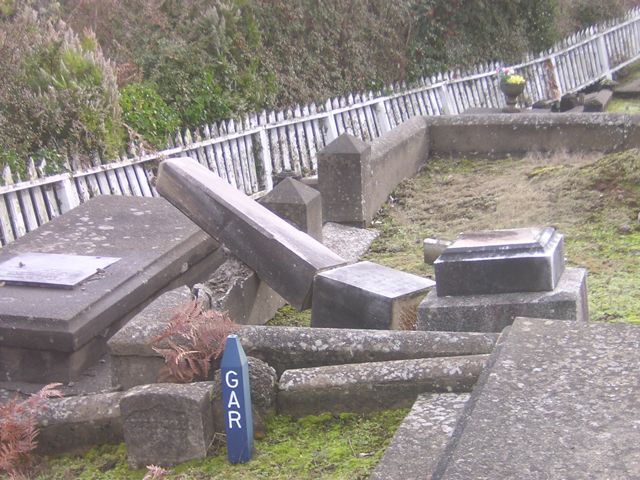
[606,97,640,113]
[33,410,407,480]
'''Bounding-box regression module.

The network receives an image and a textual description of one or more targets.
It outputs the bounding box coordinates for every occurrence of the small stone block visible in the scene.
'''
[311,261,435,329]
[434,227,564,297]
[277,355,487,417]
[259,177,323,241]
[120,382,214,468]
[583,89,613,112]
[37,392,123,454]
[423,238,451,264]
[435,318,640,478]
[417,267,588,333]
[370,393,470,480]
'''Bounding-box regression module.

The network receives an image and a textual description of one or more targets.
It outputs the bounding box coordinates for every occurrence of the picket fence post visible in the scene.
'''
[55,175,81,213]
[374,100,392,135]
[596,34,613,80]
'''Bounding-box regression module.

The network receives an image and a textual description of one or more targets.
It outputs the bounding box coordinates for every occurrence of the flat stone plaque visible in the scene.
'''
[0,253,120,289]
[445,227,554,254]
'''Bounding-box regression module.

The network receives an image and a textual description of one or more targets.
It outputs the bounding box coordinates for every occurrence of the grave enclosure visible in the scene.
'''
[0,110,639,476]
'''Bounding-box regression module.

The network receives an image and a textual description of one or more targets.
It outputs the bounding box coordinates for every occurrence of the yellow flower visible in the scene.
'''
[505,74,526,85]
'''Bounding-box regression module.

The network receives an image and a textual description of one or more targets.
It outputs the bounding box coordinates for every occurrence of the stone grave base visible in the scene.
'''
[417,267,588,332]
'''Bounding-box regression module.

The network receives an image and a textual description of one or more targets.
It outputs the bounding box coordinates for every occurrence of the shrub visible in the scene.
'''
[0,383,63,478]
[0,7,123,172]
[151,301,240,383]
[119,83,180,149]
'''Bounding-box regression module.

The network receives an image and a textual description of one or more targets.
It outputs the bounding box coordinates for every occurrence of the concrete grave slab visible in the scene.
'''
[583,89,613,112]
[311,261,435,330]
[277,355,487,417]
[0,196,221,383]
[418,267,588,332]
[434,318,640,479]
[156,157,346,310]
[370,393,470,480]
[321,222,379,264]
[120,382,215,468]
[434,227,564,296]
[258,177,323,241]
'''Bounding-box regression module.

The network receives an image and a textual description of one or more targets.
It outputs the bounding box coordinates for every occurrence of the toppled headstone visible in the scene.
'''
[120,382,215,468]
[433,318,640,479]
[277,355,487,417]
[434,227,564,297]
[156,157,346,310]
[239,326,498,376]
[259,177,323,241]
[370,393,470,480]
[311,261,435,329]
[0,196,220,383]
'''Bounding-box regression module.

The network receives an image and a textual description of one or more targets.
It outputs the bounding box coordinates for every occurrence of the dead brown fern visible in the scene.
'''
[151,300,240,383]
[0,383,63,479]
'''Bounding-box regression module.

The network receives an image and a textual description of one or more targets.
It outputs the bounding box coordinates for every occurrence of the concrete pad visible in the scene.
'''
[120,382,215,468]
[311,261,435,329]
[258,177,323,241]
[156,157,346,310]
[277,355,488,417]
[0,196,220,383]
[434,318,640,479]
[434,227,564,296]
[418,267,588,332]
[614,77,640,98]
[36,392,123,453]
[321,222,379,264]
[370,393,470,480]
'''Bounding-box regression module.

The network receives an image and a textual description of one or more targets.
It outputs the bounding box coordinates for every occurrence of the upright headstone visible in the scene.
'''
[258,177,323,241]
[221,334,254,464]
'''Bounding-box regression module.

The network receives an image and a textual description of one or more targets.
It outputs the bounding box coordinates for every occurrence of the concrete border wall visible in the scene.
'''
[318,116,428,226]
[427,113,640,156]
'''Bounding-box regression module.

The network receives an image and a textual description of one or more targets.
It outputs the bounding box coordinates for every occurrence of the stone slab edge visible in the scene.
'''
[369,393,470,480]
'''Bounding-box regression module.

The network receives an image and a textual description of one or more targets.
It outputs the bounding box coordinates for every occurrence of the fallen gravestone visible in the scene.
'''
[0,196,221,383]
[278,355,487,417]
[156,157,346,310]
[311,261,435,329]
[433,318,640,479]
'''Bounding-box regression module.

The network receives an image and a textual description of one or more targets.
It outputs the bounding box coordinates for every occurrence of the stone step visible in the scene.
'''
[277,355,488,417]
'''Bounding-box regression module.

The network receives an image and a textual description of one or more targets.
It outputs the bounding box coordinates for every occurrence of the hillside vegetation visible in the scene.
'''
[0,0,637,173]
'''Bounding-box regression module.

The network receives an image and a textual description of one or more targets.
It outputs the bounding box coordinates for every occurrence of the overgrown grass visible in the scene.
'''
[32,410,407,480]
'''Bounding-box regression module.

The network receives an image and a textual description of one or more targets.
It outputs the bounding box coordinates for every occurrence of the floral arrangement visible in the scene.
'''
[497,67,525,85]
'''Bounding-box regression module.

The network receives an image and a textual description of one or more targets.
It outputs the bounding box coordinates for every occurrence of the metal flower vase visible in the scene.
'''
[500,81,526,113]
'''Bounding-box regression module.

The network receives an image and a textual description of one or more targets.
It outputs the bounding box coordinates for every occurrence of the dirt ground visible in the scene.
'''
[364,149,640,324]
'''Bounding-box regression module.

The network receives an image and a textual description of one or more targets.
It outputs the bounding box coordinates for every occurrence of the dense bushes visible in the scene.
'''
[0,0,637,174]
[0,6,122,175]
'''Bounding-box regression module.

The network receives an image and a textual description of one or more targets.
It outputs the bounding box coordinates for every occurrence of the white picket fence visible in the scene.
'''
[2,8,640,246]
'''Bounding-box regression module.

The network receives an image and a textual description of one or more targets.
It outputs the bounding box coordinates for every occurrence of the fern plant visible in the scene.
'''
[0,383,63,478]
[151,300,240,383]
